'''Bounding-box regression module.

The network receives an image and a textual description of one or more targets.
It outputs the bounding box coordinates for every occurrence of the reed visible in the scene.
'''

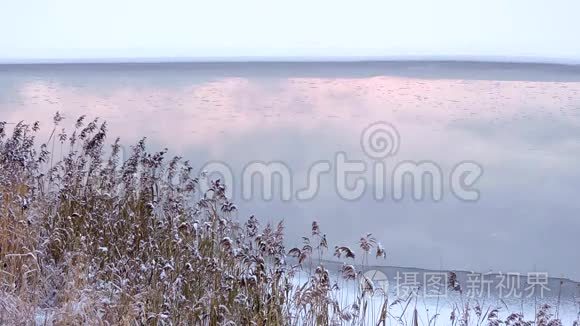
[0,114,569,325]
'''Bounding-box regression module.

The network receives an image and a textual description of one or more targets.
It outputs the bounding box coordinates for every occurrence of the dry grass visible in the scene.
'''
[0,114,575,325]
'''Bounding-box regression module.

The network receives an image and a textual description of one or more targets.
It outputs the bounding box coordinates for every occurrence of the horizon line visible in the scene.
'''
[2,55,580,66]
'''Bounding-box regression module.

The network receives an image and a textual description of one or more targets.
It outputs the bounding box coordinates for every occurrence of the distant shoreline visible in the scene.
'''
[3,59,580,82]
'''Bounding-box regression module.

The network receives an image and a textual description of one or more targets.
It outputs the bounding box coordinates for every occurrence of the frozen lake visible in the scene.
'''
[1,61,579,281]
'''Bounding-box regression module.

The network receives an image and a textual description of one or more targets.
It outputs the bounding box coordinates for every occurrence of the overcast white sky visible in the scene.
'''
[1,0,579,62]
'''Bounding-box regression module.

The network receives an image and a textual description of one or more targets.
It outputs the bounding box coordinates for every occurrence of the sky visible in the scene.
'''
[1,0,580,62]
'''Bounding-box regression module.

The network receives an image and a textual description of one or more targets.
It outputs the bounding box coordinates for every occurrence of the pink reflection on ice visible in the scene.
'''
[3,76,580,154]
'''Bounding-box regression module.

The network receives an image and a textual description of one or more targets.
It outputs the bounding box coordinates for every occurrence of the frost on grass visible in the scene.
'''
[0,115,575,325]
